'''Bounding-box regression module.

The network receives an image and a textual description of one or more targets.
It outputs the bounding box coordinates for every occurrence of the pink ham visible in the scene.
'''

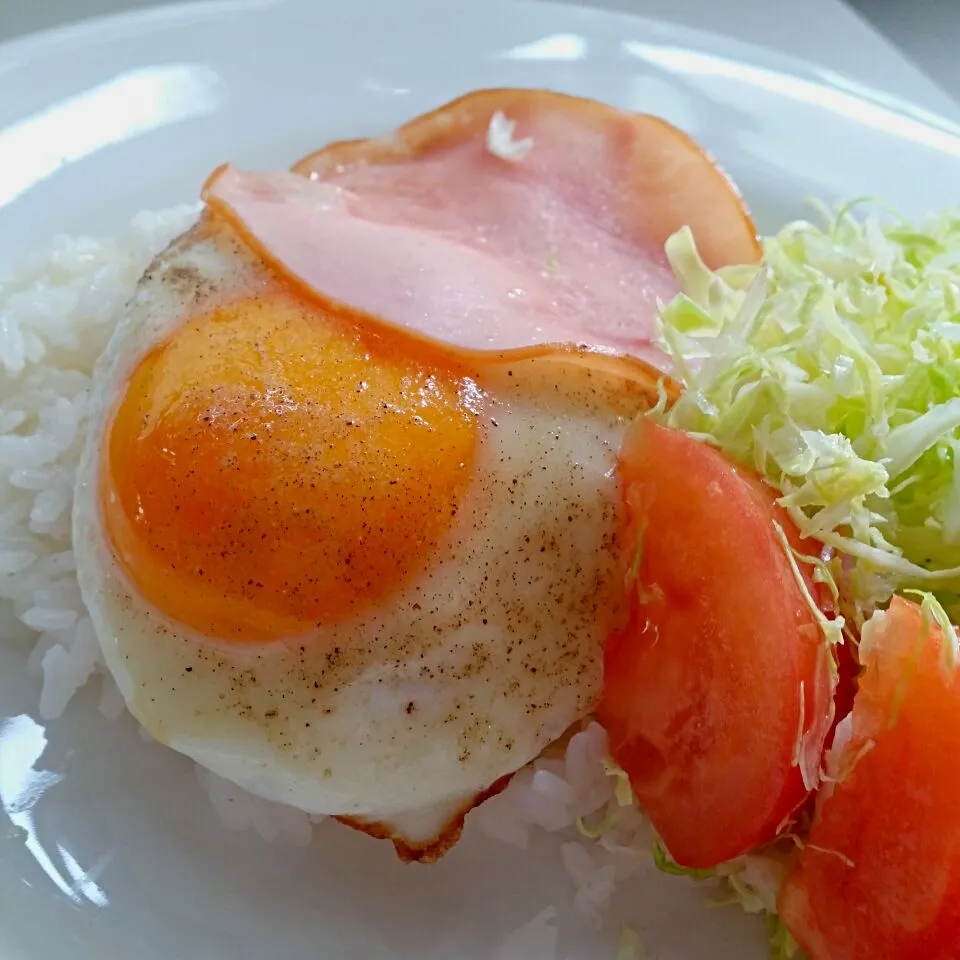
[202,89,760,369]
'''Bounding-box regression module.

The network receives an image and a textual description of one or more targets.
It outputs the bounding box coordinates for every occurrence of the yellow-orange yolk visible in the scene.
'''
[102,291,481,641]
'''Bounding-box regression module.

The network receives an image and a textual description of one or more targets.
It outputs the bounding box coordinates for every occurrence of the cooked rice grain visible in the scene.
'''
[0,205,199,719]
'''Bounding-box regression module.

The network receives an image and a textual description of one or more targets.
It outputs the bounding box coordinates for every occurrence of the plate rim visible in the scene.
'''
[0,0,958,142]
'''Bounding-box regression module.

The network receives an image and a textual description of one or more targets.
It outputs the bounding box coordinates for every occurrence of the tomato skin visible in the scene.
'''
[598,419,835,868]
[779,596,960,960]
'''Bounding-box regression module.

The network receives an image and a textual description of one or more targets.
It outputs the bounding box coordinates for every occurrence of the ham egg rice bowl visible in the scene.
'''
[4,87,960,958]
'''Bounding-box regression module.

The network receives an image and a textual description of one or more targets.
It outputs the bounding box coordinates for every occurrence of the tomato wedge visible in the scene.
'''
[598,419,836,868]
[779,596,960,959]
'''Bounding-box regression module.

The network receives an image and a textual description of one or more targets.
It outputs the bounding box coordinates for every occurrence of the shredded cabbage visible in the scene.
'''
[710,852,807,958]
[903,588,960,673]
[601,756,636,807]
[651,838,716,881]
[651,839,809,957]
[616,924,645,960]
[657,204,960,626]
[576,810,617,840]
[766,915,805,960]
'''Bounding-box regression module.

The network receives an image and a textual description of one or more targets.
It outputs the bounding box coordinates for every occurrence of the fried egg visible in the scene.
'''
[72,89,758,860]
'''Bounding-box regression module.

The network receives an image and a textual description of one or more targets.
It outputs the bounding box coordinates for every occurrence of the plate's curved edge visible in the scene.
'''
[2,0,959,140]
[523,0,960,132]
[0,0,281,68]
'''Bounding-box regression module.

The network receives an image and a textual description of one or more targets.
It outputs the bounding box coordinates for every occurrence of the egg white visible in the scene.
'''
[73,215,646,854]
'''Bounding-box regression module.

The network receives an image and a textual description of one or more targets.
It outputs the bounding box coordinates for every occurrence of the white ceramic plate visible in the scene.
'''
[3,2,960,958]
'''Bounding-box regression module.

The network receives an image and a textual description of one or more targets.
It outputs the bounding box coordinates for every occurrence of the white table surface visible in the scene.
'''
[1,0,958,121]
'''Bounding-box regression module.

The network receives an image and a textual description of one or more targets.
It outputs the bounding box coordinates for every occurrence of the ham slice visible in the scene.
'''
[202,89,760,369]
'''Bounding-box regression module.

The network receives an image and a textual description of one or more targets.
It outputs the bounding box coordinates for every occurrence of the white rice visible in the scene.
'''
[0,208,688,928]
[0,206,198,721]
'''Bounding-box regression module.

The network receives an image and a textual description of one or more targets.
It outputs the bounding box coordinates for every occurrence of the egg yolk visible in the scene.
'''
[102,291,481,641]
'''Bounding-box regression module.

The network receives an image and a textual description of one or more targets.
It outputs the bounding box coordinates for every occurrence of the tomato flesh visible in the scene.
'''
[779,596,960,960]
[598,419,836,868]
